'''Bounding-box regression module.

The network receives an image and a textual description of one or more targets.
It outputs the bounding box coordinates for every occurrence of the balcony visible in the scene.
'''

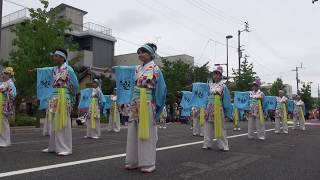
[1,8,30,27]
[2,9,114,40]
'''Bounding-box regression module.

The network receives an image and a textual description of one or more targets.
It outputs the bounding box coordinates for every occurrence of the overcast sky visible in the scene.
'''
[2,0,320,96]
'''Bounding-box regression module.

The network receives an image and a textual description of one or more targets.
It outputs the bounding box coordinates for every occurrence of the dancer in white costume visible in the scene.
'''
[108,89,121,132]
[202,66,231,151]
[85,79,104,138]
[247,78,266,140]
[124,43,166,173]
[275,90,289,134]
[0,67,16,147]
[35,49,78,156]
[293,95,306,131]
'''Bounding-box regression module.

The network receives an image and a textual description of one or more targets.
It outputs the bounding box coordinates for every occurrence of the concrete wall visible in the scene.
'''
[92,37,114,68]
[71,50,93,68]
[0,25,16,61]
[56,6,85,31]
[113,53,194,67]
[65,7,84,31]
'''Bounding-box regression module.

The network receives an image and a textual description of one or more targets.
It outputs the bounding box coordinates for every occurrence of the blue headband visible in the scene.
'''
[141,44,156,59]
[54,50,67,61]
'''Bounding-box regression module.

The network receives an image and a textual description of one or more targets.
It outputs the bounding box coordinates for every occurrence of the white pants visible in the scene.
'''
[43,111,51,136]
[86,117,101,138]
[248,116,265,139]
[108,111,120,132]
[0,115,11,147]
[293,115,306,130]
[203,120,229,150]
[275,117,288,133]
[193,117,203,136]
[47,112,72,154]
[125,120,158,167]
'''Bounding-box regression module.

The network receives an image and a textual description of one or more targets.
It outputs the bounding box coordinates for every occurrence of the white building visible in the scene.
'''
[113,53,194,67]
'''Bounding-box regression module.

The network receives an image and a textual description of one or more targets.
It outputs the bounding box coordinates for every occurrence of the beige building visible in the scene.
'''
[113,53,194,67]
[261,83,293,98]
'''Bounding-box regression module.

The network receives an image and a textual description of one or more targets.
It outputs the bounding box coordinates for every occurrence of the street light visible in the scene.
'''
[226,35,233,81]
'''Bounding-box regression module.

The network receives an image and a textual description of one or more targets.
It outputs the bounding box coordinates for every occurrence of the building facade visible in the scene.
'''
[113,53,194,67]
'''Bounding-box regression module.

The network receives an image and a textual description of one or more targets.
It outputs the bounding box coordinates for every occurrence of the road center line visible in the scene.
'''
[0,128,279,178]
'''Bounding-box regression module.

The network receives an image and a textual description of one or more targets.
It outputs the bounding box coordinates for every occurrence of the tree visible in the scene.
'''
[300,82,314,112]
[100,75,116,95]
[270,78,285,96]
[10,0,78,103]
[231,57,256,91]
[192,62,210,83]
[161,59,194,104]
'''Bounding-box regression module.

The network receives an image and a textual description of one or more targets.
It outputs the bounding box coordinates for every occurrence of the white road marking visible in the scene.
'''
[0,127,291,178]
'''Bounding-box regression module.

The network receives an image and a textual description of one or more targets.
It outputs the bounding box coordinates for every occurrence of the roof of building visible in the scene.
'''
[54,3,88,15]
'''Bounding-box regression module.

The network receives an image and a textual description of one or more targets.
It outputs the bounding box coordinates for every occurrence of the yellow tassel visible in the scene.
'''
[56,88,67,131]
[299,107,305,123]
[258,100,265,125]
[233,107,239,127]
[199,108,205,125]
[113,102,117,122]
[0,93,3,134]
[138,88,149,140]
[283,103,288,124]
[214,95,222,139]
[91,98,96,129]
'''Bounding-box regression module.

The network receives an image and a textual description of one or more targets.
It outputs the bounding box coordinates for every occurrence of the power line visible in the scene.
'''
[152,0,226,38]
[197,0,244,24]
[3,0,29,8]
[186,0,240,28]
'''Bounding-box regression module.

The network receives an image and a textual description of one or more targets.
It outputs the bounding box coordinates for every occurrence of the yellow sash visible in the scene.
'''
[138,88,149,140]
[258,100,265,125]
[283,103,288,124]
[299,107,305,123]
[214,95,223,139]
[112,102,117,123]
[233,107,239,127]
[55,88,67,131]
[91,98,96,129]
[199,108,205,126]
[0,93,3,133]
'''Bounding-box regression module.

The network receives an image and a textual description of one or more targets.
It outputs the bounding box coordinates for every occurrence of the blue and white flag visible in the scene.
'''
[287,100,294,113]
[263,96,277,111]
[234,91,250,110]
[36,67,54,110]
[115,66,136,104]
[78,88,93,109]
[180,91,192,117]
[36,66,78,110]
[191,83,209,108]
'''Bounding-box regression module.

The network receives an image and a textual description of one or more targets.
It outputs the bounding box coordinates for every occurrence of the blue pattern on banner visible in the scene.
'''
[79,88,92,109]
[191,83,209,108]
[234,91,250,110]
[263,96,277,111]
[180,91,192,116]
[115,66,136,104]
[36,67,54,110]
[287,100,294,112]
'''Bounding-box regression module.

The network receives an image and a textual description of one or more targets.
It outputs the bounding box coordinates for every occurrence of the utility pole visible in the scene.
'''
[292,63,303,94]
[238,21,250,76]
[226,35,233,81]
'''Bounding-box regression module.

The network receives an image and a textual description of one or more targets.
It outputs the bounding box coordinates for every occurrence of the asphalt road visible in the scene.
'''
[1,120,320,180]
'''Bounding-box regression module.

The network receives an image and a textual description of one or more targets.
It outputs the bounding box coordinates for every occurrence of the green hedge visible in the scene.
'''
[10,113,36,127]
